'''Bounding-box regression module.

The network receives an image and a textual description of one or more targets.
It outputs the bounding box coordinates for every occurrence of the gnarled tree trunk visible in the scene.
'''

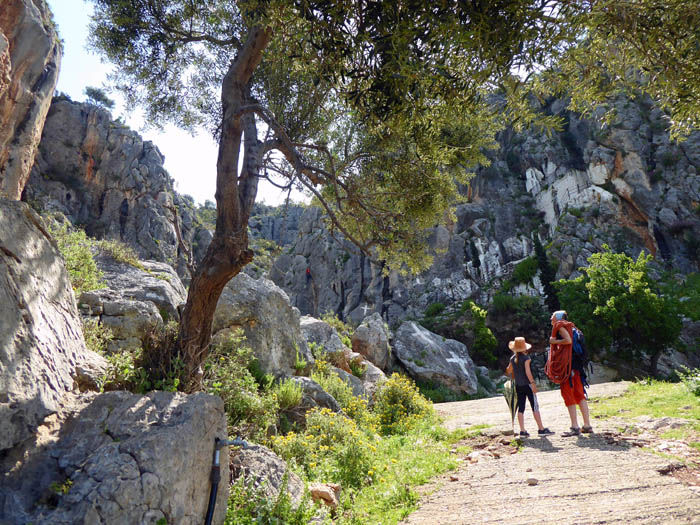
[176,26,271,389]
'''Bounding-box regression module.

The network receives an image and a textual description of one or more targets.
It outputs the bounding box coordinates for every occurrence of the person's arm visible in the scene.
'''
[549,326,572,345]
[525,359,538,393]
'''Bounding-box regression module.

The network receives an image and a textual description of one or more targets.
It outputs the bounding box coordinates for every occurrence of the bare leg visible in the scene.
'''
[517,412,525,432]
[533,411,545,431]
[579,399,591,428]
[567,404,579,429]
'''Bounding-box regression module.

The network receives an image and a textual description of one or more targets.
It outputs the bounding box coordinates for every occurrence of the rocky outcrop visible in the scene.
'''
[230,443,305,507]
[300,315,347,354]
[0,390,229,525]
[393,322,478,394]
[25,98,201,277]
[0,198,106,452]
[78,254,186,350]
[213,273,314,377]
[0,0,61,200]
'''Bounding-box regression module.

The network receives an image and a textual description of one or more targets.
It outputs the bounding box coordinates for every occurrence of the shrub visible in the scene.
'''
[101,349,149,392]
[270,408,376,488]
[373,374,434,435]
[320,312,354,341]
[274,378,303,410]
[511,256,538,285]
[678,367,700,397]
[468,302,497,364]
[204,330,278,441]
[48,221,104,295]
[96,238,143,268]
[225,476,314,525]
[349,356,367,378]
[82,318,113,355]
[424,302,446,317]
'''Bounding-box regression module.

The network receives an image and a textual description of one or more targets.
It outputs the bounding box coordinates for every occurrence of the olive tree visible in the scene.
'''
[88,0,700,388]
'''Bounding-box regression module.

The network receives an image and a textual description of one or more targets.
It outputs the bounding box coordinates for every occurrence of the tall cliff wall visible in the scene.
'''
[269,96,700,327]
[0,0,61,199]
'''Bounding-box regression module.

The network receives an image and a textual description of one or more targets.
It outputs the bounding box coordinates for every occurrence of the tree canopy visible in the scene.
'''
[554,246,682,375]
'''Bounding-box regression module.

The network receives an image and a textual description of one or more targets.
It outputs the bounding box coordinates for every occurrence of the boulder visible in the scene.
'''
[332,366,367,398]
[300,315,347,354]
[0,390,228,525]
[0,199,106,452]
[351,312,391,370]
[230,443,305,507]
[308,482,341,509]
[290,376,341,413]
[213,273,313,377]
[393,321,478,394]
[0,0,61,199]
[78,253,187,350]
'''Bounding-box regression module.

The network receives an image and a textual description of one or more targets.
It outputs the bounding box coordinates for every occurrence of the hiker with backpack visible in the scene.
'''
[546,310,593,437]
[508,336,555,437]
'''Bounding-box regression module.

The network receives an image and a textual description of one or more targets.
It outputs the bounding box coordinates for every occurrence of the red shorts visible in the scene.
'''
[560,370,585,406]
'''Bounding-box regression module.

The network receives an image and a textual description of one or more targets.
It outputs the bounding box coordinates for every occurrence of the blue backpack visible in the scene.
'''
[571,326,590,388]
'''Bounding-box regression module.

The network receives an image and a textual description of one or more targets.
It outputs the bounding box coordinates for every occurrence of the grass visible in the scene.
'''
[591,379,700,449]
[334,422,471,524]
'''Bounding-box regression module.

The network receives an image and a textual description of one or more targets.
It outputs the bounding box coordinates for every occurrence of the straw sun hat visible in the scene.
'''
[508,336,532,353]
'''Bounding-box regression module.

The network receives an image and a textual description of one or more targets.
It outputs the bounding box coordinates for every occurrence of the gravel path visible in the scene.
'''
[400,381,700,525]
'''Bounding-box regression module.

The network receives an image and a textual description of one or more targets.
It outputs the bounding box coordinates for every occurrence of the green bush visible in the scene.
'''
[373,374,434,435]
[270,407,376,488]
[554,246,682,371]
[679,367,700,397]
[349,356,367,378]
[204,330,279,441]
[511,256,538,285]
[96,238,143,268]
[311,357,354,408]
[48,221,104,295]
[468,302,497,364]
[320,312,354,341]
[424,302,446,317]
[225,476,314,525]
[82,318,114,355]
[274,378,303,410]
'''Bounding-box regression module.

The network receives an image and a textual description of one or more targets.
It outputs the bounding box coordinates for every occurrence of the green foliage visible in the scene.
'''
[225,476,314,525]
[270,407,376,489]
[273,378,303,410]
[81,318,114,355]
[678,367,700,397]
[660,272,700,322]
[84,86,115,110]
[48,221,104,295]
[468,302,498,365]
[534,236,560,312]
[293,345,307,374]
[311,358,354,409]
[424,302,446,318]
[417,380,471,403]
[490,293,549,333]
[373,374,435,436]
[349,357,367,379]
[96,238,142,268]
[204,330,278,442]
[511,256,538,285]
[320,312,354,341]
[554,246,682,367]
[50,479,73,495]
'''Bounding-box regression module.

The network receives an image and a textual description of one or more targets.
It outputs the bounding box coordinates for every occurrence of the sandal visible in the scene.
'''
[562,427,580,437]
[581,426,594,433]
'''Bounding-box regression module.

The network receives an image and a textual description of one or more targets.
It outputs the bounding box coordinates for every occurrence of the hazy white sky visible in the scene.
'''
[46,0,301,206]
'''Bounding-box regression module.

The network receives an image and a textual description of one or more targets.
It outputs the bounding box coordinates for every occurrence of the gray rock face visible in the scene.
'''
[78,254,186,350]
[290,376,342,414]
[230,443,305,507]
[393,322,478,394]
[26,98,202,278]
[0,0,61,200]
[0,390,228,525]
[352,313,391,370]
[0,199,106,452]
[213,273,314,377]
[300,315,347,354]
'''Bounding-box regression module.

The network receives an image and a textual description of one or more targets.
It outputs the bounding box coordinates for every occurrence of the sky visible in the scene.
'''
[46,0,304,207]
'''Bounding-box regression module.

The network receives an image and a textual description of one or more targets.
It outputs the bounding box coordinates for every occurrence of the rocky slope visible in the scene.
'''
[0,0,60,200]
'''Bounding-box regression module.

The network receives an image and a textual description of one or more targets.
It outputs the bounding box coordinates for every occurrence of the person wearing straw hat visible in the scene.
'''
[509,336,554,437]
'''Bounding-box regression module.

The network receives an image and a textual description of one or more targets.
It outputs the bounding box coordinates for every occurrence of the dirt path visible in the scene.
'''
[400,382,700,525]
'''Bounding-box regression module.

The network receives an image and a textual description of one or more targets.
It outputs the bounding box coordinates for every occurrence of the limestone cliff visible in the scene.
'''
[0,0,61,200]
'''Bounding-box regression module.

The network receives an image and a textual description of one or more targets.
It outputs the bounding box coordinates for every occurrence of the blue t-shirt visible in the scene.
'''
[510,353,531,387]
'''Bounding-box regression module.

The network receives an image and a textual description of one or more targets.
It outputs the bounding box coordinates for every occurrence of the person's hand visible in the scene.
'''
[530,383,538,394]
